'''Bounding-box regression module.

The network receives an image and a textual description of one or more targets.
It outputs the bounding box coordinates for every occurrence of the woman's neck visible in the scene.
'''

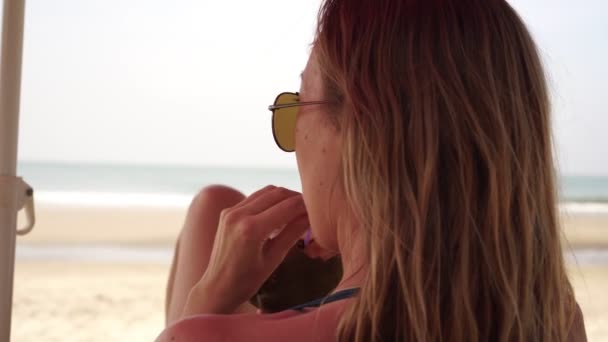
[332,218,367,293]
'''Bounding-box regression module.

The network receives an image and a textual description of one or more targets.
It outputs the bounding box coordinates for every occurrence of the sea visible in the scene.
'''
[16,161,608,213]
[13,161,608,264]
[17,161,303,209]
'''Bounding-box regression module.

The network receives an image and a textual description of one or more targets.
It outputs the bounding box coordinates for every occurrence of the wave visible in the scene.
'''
[33,191,608,215]
[559,202,608,215]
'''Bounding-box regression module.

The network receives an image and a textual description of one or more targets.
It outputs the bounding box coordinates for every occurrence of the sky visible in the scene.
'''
[13,0,608,175]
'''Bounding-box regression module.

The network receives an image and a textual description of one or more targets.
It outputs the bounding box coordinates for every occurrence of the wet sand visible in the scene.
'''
[16,204,187,246]
[10,204,608,341]
[16,204,608,248]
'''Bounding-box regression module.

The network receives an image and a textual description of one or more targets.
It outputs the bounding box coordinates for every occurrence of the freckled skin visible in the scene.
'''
[158,53,367,342]
[294,54,346,255]
[248,54,349,313]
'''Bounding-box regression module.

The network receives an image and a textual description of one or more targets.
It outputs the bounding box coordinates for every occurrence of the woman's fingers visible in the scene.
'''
[251,194,307,238]
[230,187,302,223]
[263,214,310,261]
[217,187,305,243]
[222,190,306,242]
[194,187,309,315]
[230,185,277,209]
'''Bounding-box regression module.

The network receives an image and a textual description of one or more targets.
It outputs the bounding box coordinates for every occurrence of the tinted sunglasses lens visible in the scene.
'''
[272,93,299,152]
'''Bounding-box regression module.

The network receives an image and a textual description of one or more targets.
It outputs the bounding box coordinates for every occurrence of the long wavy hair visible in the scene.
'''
[313,0,577,341]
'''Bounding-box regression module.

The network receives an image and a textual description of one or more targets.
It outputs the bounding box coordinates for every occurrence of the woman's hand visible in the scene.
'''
[181,185,310,317]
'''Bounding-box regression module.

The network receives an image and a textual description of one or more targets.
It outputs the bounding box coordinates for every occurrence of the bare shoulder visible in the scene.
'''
[156,300,350,342]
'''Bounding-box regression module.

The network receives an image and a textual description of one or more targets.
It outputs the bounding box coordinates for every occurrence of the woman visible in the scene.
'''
[159,0,587,341]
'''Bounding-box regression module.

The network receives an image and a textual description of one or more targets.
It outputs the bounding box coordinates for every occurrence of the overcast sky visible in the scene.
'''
[14,0,607,175]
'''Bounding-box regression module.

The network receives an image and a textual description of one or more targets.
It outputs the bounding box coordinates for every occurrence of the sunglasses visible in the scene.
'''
[267,92,329,152]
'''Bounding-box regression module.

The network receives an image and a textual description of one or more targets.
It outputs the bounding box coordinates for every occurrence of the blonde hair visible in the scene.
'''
[314,0,578,340]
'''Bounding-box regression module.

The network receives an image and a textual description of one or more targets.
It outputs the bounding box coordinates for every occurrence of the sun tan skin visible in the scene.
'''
[159,53,587,341]
[160,55,366,341]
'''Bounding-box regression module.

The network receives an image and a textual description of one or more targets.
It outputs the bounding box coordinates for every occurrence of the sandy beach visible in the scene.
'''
[10,204,608,341]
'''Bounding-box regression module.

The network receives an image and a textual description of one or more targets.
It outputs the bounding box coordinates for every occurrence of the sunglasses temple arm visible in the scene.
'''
[268,101,330,111]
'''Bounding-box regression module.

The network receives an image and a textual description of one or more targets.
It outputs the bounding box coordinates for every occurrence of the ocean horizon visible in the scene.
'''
[14,161,608,266]
[17,161,608,214]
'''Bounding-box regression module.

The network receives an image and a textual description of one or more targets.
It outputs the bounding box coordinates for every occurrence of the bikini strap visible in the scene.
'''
[289,287,360,312]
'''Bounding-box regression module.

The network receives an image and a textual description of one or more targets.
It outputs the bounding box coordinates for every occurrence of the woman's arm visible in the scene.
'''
[178,187,310,318]
[180,283,258,317]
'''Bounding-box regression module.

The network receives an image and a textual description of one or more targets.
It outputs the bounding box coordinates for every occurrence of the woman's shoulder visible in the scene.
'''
[155,299,350,342]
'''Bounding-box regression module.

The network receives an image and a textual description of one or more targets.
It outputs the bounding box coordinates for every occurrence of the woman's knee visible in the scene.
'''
[191,185,245,211]
[184,185,245,231]
[166,185,246,324]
